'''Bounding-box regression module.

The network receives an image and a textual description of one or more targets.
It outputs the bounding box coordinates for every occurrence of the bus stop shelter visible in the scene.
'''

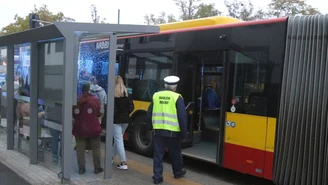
[0,22,159,183]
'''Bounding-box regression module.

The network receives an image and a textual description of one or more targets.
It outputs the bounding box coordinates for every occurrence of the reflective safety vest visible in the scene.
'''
[152,90,181,132]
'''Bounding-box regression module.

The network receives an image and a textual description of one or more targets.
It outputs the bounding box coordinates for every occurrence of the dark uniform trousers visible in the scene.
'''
[153,135,184,181]
[75,136,101,169]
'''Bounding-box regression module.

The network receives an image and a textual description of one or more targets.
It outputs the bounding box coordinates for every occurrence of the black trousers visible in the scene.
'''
[153,135,184,181]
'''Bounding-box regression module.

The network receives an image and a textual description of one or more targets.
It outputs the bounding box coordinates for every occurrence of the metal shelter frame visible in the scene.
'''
[0,22,159,183]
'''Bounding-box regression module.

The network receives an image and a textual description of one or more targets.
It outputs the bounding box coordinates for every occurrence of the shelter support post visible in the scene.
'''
[104,34,117,179]
[61,36,74,184]
[6,45,14,150]
[29,42,39,164]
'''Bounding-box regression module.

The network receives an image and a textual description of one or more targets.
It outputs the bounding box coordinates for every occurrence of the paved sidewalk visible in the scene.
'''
[0,128,173,185]
[0,161,31,185]
[0,127,226,185]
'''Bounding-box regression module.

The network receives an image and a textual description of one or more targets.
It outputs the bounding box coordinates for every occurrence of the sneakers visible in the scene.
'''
[117,163,128,170]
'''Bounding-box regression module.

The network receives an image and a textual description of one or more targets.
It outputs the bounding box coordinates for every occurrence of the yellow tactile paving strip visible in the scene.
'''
[101,150,202,185]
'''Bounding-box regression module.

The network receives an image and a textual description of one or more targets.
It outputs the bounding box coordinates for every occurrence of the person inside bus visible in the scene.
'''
[72,83,103,174]
[112,75,134,170]
[202,83,220,109]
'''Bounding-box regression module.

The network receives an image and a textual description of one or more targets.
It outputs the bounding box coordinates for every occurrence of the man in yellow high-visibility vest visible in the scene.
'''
[147,75,188,185]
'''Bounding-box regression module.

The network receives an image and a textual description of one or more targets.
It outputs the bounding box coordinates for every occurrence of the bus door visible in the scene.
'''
[176,53,198,147]
[178,51,227,163]
[222,50,268,177]
[196,64,223,141]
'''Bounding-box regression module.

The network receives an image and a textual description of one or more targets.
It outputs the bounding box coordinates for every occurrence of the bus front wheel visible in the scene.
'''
[130,115,153,157]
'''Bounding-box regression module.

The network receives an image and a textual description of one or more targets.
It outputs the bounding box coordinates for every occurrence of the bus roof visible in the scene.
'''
[159,16,242,31]
[119,17,287,39]
[80,17,287,43]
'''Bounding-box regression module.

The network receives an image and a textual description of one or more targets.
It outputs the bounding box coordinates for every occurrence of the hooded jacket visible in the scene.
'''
[72,92,102,138]
[90,84,107,106]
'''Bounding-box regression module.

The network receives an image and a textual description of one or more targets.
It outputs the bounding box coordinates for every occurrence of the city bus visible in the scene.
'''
[77,15,326,184]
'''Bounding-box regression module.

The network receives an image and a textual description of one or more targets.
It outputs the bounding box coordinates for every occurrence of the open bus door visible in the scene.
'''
[177,51,228,163]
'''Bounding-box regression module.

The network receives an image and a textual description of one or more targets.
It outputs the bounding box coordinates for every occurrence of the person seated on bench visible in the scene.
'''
[16,88,45,137]
[202,83,220,110]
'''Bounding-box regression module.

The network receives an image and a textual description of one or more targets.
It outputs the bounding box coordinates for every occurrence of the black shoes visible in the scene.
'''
[153,179,163,185]
[79,168,85,174]
[153,169,186,184]
[78,167,103,174]
[94,167,104,174]
[174,168,186,179]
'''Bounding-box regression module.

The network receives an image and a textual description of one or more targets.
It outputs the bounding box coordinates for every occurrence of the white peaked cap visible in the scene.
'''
[164,76,180,85]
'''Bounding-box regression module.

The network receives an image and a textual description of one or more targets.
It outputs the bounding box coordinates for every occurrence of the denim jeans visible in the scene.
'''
[112,123,128,162]
[50,128,62,160]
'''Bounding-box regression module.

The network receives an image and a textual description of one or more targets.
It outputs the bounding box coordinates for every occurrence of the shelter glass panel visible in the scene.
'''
[13,43,31,156]
[37,40,64,175]
[0,47,7,130]
[73,32,112,178]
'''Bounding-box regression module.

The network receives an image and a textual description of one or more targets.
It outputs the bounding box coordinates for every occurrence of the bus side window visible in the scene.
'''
[124,52,174,101]
[227,50,267,116]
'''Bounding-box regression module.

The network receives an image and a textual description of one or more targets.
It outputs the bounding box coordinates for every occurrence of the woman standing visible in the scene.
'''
[113,76,134,170]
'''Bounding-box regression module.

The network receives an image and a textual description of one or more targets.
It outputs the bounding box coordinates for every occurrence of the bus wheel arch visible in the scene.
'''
[130,111,153,157]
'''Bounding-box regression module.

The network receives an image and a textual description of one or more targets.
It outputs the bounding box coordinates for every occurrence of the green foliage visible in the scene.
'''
[144,0,220,25]
[145,0,321,24]
[0,4,74,36]
[225,0,256,21]
[174,0,201,20]
[225,0,321,21]
[267,0,320,17]
[195,3,221,18]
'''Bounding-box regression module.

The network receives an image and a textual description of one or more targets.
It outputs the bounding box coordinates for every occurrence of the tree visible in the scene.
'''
[174,0,201,20]
[90,4,107,23]
[224,0,259,21]
[144,0,221,24]
[253,9,267,20]
[144,12,177,25]
[155,12,167,24]
[167,14,178,23]
[174,0,220,20]
[195,3,221,18]
[0,4,74,35]
[267,0,320,18]
[144,14,156,25]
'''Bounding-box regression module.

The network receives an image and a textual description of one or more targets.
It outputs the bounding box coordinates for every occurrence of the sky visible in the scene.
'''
[0,0,327,29]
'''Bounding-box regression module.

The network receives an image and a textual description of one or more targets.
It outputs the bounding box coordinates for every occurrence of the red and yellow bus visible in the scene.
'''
[79,15,326,184]
[115,16,283,181]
